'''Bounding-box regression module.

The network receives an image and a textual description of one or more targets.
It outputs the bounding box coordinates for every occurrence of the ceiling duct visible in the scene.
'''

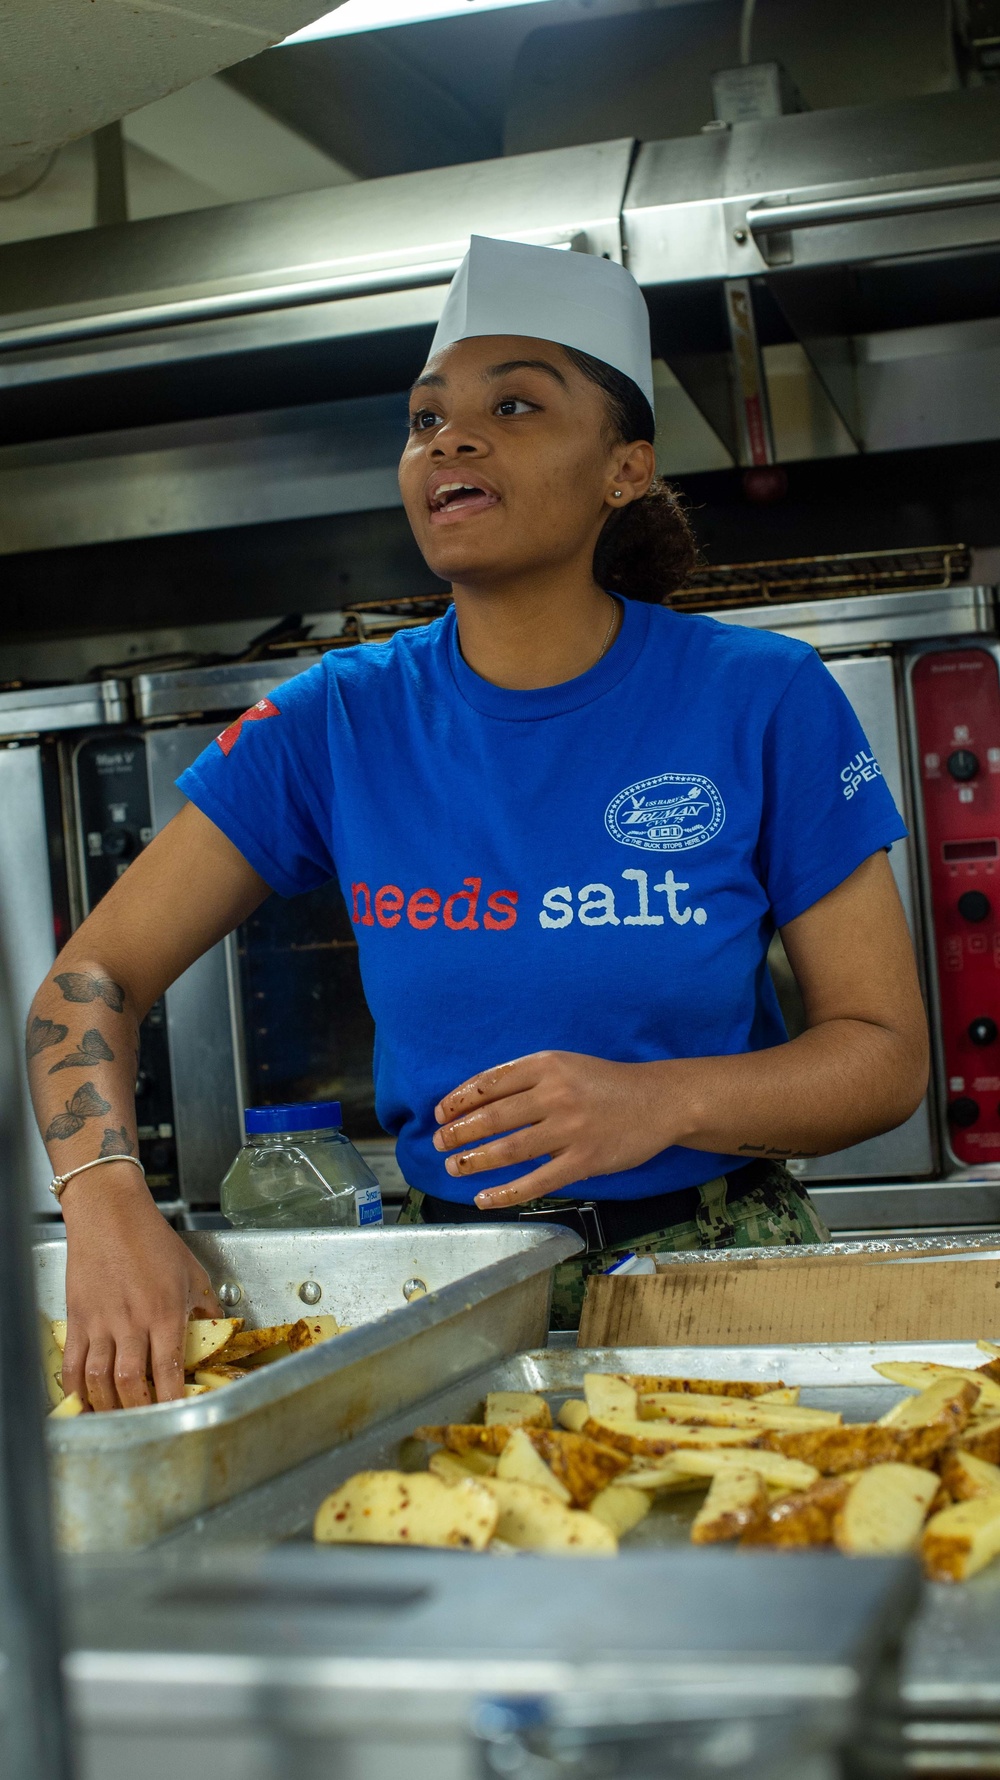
[0,0,349,181]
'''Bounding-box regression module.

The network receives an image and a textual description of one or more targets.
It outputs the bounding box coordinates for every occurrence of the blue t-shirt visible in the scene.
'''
[178,598,906,1203]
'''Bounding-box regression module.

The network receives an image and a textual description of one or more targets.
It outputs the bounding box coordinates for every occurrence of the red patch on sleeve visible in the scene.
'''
[216,697,281,757]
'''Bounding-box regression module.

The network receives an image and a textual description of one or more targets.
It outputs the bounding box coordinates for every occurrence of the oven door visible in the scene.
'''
[141,725,379,1208]
[0,743,69,1215]
[771,653,937,1184]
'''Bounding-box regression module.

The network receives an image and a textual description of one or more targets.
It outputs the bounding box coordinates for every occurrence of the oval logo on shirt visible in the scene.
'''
[605,772,726,852]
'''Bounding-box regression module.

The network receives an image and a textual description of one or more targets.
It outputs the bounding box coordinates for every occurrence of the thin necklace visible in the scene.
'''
[597,594,620,661]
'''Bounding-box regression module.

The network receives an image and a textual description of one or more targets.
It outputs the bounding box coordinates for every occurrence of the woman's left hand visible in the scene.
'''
[432,1051,671,1209]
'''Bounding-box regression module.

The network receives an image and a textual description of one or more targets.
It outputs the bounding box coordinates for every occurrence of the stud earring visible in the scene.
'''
[613,489,622,498]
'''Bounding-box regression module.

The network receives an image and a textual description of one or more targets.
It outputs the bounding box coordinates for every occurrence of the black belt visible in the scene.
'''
[416,1160,760,1254]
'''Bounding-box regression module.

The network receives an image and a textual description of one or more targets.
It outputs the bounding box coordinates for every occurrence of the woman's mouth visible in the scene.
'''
[427,480,501,525]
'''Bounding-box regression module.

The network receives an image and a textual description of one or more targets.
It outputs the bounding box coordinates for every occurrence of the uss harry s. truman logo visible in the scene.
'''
[605,772,726,853]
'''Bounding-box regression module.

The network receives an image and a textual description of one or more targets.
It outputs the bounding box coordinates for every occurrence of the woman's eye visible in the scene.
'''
[495,397,536,417]
[410,408,441,432]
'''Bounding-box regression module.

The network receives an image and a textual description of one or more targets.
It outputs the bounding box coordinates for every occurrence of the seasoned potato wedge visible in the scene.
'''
[480,1478,616,1555]
[181,1318,244,1370]
[207,1324,298,1365]
[637,1392,840,1431]
[874,1361,1000,1412]
[486,1391,552,1429]
[287,1316,342,1353]
[193,1365,250,1390]
[877,1378,979,1435]
[834,1464,939,1556]
[49,1391,86,1419]
[741,1478,849,1548]
[631,1447,819,1493]
[529,1430,630,1507]
[922,1494,1000,1582]
[314,1470,498,1549]
[583,1374,639,1421]
[557,1399,590,1432]
[614,1456,708,1494]
[588,1485,651,1538]
[756,1388,800,1405]
[691,1469,769,1544]
[430,1450,493,1485]
[939,1449,1000,1503]
[626,1375,788,1400]
[762,1421,953,1474]
[585,1416,759,1456]
[496,1428,571,1502]
[414,1424,512,1456]
[183,1383,210,1398]
[956,1414,1000,1466]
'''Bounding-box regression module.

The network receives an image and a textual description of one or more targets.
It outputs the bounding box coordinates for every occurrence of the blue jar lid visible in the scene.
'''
[244,1101,342,1135]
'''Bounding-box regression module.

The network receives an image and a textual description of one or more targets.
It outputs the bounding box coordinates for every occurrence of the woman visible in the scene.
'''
[28,236,928,1409]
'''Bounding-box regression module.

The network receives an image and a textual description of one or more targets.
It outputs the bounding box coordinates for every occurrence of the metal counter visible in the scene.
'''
[34,1224,581,1553]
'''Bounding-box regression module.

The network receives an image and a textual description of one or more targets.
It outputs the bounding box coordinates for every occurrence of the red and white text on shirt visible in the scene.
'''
[351,879,518,931]
[216,698,281,758]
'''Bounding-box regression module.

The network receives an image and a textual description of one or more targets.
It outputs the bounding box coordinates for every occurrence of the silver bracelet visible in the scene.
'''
[49,1154,146,1203]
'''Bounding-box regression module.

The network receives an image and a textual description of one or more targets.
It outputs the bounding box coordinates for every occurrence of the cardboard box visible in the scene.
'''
[577,1249,1000,1347]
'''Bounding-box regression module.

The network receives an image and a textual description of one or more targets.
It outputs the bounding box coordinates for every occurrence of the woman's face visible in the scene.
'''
[398,334,646,588]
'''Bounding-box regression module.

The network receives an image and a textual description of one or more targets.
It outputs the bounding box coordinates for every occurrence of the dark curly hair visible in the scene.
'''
[561,346,699,602]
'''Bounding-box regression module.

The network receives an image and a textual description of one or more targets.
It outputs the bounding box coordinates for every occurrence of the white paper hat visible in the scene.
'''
[429,235,655,413]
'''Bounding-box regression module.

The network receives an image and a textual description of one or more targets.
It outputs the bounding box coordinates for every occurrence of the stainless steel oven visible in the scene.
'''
[68,659,390,1211]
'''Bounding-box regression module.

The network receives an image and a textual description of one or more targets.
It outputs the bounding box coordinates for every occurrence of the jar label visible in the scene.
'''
[355,1186,383,1226]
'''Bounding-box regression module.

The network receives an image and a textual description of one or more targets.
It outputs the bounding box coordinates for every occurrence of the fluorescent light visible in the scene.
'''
[282,0,554,43]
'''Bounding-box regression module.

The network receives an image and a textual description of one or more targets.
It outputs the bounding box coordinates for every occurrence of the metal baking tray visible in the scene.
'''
[34,1224,581,1554]
[155,1337,1000,1765]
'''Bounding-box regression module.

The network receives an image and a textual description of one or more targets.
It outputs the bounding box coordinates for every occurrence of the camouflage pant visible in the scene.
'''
[397,1163,831,1331]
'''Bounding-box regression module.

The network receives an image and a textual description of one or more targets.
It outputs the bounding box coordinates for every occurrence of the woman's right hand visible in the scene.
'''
[60,1169,222,1411]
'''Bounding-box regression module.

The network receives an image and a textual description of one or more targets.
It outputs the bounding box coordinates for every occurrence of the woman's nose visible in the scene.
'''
[430,421,486,457]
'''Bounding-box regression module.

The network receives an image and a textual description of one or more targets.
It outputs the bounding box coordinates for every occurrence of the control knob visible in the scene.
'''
[948,749,980,782]
[958,890,992,923]
[102,828,134,859]
[969,1018,999,1047]
[948,1096,980,1127]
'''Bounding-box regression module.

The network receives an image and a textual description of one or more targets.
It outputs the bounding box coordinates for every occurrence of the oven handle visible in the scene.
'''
[746,174,1000,236]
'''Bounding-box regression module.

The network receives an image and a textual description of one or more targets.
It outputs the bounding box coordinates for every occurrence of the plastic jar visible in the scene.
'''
[220,1101,383,1229]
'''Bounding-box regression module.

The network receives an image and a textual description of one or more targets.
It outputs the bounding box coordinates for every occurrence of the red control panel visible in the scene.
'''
[911,647,1000,1165]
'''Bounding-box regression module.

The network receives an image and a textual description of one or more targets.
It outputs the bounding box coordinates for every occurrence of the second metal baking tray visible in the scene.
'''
[34,1224,582,1553]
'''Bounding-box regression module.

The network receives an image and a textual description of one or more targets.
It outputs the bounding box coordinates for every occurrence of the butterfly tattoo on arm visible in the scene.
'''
[45,1082,112,1143]
[54,972,126,1013]
[48,1029,115,1073]
[26,1017,68,1060]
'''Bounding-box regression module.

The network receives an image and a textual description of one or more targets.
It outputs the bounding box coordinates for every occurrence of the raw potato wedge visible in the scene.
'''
[584,1374,639,1421]
[182,1318,245,1369]
[626,1375,789,1400]
[637,1392,840,1431]
[741,1478,849,1548]
[480,1478,617,1555]
[757,1388,801,1405]
[614,1456,709,1494]
[496,1428,571,1502]
[588,1485,651,1537]
[39,1313,65,1408]
[834,1464,939,1555]
[922,1494,1000,1582]
[877,1378,979,1435]
[486,1391,552,1429]
[691,1469,769,1544]
[315,1470,498,1549]
[558,1400,590,1432]
[874,1361,1000,1412]
[939,1449,1000,1502]
[183,1383,210,1398]
[49,1391,86,1419]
